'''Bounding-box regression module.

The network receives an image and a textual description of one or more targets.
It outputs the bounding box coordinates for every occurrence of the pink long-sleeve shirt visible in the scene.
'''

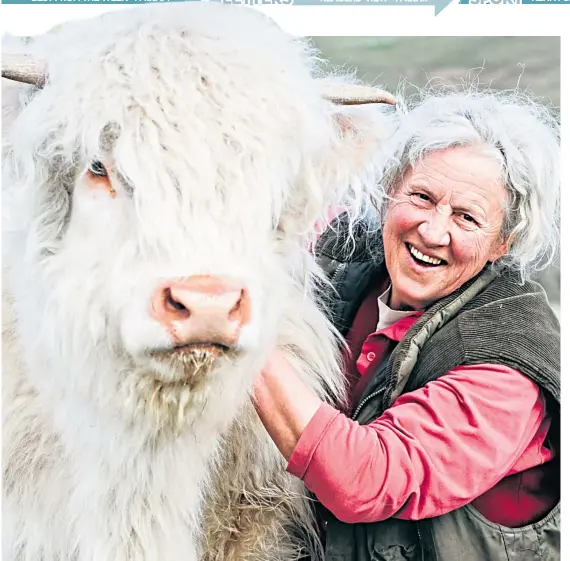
[286,281,558,527]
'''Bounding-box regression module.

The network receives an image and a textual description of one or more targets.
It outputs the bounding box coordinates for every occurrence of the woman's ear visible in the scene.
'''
[488,236,510,263]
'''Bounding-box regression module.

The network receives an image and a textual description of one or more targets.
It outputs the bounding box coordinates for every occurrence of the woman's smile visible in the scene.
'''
[404,242,447,269]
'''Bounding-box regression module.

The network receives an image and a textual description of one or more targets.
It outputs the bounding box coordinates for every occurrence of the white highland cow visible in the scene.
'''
[2,4,394,560]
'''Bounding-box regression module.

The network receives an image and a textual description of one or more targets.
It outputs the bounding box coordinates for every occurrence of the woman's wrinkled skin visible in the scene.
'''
[383,146,509,311]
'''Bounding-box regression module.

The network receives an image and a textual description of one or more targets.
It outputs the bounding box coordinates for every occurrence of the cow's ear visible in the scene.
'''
[318,101,398,224]
[2,37,41,140]
[332,101,398,180]
[277,97,397,241]
[2,78,36,140]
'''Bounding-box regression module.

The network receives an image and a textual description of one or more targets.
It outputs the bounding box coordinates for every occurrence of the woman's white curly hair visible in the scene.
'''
[381,84,560,281]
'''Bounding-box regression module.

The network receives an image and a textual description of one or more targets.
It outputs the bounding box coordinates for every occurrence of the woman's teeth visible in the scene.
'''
[408,244,443,266]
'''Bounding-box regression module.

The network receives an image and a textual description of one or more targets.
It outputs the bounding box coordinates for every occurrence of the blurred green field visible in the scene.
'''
[312,37,560,106]
[312,36,560,311]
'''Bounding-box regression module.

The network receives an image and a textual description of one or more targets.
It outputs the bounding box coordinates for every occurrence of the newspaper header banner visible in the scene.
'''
[1,0,568,19]
[0,0,456,17]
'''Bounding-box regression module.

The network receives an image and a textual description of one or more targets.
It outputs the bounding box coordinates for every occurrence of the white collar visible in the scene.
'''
[376,284,418,332]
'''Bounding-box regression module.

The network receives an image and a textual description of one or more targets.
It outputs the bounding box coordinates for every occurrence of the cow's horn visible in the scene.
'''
[2,54,47,87]
[1,55,395,104]
[322,83,396,106]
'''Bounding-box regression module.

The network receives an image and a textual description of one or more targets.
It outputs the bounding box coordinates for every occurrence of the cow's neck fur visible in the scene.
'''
[3,281,343,561]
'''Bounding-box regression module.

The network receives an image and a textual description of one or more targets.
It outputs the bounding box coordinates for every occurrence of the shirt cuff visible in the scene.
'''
[286,402,341,480]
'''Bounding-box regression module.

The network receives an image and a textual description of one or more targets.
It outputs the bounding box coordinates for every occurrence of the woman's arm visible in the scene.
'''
[253,349,549,523]
[252,348,323,461]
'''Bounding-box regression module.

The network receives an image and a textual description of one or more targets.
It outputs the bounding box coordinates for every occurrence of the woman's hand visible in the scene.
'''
[252,347,323,461]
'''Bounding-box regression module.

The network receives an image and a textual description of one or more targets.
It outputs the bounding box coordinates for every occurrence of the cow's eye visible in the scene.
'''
[88,160,108,178]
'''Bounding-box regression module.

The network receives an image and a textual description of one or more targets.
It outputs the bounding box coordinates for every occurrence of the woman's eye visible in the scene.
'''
[412,192,431,203]
[459,213,479,227]
[88,160,108,178]
[462,213,478,224]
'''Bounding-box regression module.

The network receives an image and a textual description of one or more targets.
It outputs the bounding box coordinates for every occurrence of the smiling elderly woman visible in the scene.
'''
[253,89,560,561]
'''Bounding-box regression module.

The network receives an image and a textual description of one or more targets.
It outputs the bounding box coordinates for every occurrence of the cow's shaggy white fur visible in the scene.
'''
[2,4,390,560]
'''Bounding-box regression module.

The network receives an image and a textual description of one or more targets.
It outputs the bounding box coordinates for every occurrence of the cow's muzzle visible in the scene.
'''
[150,275,251,351]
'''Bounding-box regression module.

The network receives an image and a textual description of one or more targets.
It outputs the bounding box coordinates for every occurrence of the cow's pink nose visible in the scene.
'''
[151,276,250,348]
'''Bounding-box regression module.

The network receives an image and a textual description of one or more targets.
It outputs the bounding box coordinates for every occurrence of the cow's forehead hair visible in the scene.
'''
[8,4,391,258]
[22,2,333,213]
[29,2,324,133]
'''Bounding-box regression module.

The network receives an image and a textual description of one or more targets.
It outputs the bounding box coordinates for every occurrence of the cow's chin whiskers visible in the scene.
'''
[120,369,211,435]
[118,349,234,435]
[148,346,224,384]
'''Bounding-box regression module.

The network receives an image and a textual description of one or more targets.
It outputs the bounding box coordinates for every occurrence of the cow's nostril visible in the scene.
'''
[228,291,243,320]
[165,288,189,315]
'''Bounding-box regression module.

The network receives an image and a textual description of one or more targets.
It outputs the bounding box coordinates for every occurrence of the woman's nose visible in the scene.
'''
[417,212,451,247]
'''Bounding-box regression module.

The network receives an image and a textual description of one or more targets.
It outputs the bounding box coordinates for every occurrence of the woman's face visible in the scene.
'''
[383,146,509,311]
